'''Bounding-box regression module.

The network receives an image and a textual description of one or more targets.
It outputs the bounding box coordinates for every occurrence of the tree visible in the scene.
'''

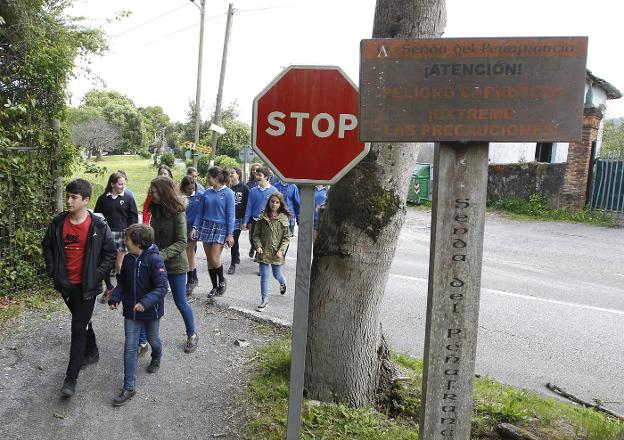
[0,0,106,295]
[139,105,171,149]
[204,101,250,158]
[304,0,446,407]
[71,117,118,160]
[601,118,624,156]
[77,89,147,154]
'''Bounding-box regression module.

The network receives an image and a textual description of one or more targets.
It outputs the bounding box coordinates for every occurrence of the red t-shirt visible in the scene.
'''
[63,214,92,284]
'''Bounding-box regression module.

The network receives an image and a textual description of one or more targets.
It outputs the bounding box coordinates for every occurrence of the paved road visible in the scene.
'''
[201,207,624,414]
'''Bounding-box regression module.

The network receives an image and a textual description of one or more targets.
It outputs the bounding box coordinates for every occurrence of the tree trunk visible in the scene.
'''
[95,148,103,161]
[304,0,446,407]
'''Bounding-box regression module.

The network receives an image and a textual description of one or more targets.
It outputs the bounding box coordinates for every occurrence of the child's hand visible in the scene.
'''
[256,246,263,255]
[190,227,197,241]
[226,235,234,248]
[134,303,145,312]
[109,302,118,310]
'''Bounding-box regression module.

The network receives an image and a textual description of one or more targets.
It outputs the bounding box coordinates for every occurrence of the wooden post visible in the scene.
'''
[420,141,489,440]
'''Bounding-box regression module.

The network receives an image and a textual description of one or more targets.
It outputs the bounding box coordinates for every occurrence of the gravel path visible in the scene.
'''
[0,294,279,440]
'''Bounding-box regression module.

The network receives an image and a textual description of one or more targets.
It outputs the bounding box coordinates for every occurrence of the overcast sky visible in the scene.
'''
[68,0,624,124]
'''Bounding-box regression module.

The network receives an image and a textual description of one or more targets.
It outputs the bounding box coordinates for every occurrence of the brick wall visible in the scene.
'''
[560,107,603,209]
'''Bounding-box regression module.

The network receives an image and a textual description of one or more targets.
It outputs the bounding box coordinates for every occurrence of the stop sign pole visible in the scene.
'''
[253,65,369,439]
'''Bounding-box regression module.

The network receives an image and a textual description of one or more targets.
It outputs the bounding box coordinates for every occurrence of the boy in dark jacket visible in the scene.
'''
[42,179,117,398]
[108,223,168,406]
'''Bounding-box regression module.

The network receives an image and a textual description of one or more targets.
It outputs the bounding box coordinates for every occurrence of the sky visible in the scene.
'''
[68,0,624,124]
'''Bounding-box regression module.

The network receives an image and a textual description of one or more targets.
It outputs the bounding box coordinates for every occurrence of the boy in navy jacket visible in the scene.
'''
[108,223,168,406]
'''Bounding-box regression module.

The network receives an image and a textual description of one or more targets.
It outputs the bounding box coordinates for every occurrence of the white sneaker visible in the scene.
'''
[256,300,268,311]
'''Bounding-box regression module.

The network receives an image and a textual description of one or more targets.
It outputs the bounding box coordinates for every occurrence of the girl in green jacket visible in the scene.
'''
[252,192,291,311]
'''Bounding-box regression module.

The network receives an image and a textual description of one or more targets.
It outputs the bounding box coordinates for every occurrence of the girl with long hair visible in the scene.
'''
[142,164,173,225]
[191,167,235,298]
[148,176,198,353]
[252,192,291,311]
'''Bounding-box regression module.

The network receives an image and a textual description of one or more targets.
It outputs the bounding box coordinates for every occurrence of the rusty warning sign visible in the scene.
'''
[359,37,588,143]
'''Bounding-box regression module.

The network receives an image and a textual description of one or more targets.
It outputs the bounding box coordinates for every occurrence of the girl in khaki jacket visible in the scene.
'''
[252,192,291,311]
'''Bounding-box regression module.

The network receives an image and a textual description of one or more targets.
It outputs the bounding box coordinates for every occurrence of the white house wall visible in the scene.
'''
[584,81,608,109]
[552,142,568,163]
[489,143,534,164]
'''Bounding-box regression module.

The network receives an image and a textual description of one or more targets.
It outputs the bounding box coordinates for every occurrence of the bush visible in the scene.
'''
[215,155,240,170]
[160,152,175,168]
[137,149,152,159]
[197,156,209,176]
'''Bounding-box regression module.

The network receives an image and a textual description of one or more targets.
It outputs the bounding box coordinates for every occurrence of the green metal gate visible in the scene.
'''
[590,149,624,214]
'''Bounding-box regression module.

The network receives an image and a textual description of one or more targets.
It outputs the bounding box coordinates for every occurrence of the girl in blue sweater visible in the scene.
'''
[180,175,203,296]
[191,167,235,297]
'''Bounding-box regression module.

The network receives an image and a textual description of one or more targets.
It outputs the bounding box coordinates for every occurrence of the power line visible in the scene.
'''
[119,13,226,51]
[113,4,191,38]
[236,5,292,13]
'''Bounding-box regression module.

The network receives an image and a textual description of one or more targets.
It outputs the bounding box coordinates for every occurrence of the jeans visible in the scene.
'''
[62,284,98,380]
[123,318,162,391]
[259,263,285,302]
[139,272,194,345]
[230,228,242,264]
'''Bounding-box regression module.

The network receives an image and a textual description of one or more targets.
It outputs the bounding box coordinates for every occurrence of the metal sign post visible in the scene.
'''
[238,145,254,182]
[359,36,588,439]
[286,185,314,440]
[252,66,369,440]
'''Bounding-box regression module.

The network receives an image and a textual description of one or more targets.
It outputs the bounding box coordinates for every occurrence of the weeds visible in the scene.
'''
[490,194,617,226]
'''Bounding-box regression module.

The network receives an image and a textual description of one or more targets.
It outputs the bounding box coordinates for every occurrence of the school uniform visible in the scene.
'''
[193,185,235,244]
[94,191,138,250]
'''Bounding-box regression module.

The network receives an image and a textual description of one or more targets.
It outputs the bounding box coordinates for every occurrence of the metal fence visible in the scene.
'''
[0,147,56,296]
[590,149,624,215]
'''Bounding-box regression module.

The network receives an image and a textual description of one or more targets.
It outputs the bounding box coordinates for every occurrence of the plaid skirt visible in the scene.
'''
[111,230,127,252]
[196,220,227,244]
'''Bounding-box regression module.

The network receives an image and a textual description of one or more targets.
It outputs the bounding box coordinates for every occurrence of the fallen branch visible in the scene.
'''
[497,423,539,440]
[546,383,624,420]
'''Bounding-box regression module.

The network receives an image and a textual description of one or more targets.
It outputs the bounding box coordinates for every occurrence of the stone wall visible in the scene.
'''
[487,162,566,209]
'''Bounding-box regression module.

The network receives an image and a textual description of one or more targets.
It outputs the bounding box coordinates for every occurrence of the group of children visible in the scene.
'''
[41,162,323,407]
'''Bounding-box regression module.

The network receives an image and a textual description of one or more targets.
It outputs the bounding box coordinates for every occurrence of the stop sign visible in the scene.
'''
[253,65,369,184]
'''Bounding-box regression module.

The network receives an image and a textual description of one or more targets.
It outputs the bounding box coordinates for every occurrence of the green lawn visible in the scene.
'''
[71,155,187,210]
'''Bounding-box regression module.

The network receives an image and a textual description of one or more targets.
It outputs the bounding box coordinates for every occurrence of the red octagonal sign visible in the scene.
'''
[253,65,369,184]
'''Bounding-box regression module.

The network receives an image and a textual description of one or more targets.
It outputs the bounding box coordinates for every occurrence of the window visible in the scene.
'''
[535,142,553,163]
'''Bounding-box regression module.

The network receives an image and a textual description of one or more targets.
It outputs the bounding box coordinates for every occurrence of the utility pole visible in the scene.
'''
[209,2,234,167]
[192,0,206,168]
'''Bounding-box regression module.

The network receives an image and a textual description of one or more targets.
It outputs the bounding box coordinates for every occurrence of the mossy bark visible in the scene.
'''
[304,0,446,408]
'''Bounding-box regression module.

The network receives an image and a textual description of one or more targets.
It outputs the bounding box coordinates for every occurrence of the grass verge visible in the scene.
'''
[0,288,64,327]
[409,195,618,227]
[245,335,624,439]
[489,195,618,227]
